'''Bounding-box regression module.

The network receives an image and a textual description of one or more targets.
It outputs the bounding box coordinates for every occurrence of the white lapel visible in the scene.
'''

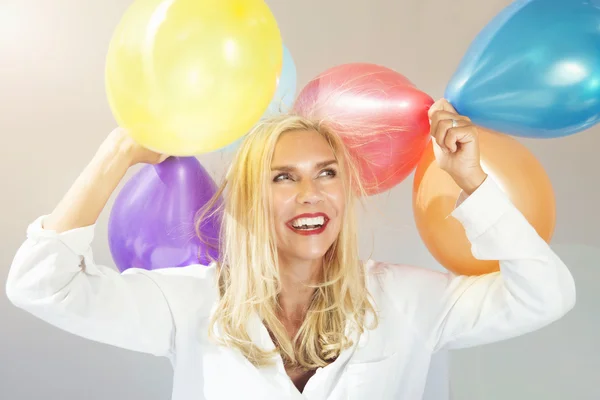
[209,299,364,399]
[246,311,310,398]
[301,317,363,399]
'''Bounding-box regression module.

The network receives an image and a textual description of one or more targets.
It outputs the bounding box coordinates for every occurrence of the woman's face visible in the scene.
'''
[270,129,346,264]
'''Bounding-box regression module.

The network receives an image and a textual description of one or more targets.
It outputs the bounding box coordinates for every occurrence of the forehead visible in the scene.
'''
[271,129,336,165]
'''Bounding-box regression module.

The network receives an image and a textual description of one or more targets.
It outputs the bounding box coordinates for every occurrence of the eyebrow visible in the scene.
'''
[271,159,338,172]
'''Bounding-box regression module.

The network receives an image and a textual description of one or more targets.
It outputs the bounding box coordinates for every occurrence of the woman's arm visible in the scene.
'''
[378,176,575,352]
[43,127,165,233]
[4,129,202,356]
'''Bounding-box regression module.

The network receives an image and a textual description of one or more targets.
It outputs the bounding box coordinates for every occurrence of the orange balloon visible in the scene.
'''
[412,128,556,276]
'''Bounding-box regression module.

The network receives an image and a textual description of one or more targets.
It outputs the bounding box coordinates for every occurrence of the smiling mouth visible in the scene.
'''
[292,216,325,230]
[287,214,330,235]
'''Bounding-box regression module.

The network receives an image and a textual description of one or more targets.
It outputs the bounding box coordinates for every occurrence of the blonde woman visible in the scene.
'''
[6,99,575,399]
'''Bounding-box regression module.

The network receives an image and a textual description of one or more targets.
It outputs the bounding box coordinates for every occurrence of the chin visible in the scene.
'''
[290,246,330,261]
[277,226,340,262]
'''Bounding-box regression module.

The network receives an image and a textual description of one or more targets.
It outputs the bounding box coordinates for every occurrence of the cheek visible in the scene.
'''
[271,188,296,221]
[326,186,346,215]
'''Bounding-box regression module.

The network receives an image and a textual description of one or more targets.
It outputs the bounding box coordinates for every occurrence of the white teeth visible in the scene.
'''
[291,216,325,229]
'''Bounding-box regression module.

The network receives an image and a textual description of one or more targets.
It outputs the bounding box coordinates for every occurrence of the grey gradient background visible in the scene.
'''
[1,1,598,399]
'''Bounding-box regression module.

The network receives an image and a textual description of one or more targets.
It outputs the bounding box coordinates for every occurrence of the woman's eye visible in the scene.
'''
[320,168,337,178]
[273,173,292,182]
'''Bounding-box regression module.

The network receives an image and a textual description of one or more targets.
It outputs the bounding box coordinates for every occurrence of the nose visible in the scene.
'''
[296,179,324,205]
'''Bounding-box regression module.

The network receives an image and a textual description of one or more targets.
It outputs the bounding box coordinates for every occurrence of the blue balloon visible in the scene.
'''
[445,0,600,138]
[221,45,297,152]
[266,45,297,115]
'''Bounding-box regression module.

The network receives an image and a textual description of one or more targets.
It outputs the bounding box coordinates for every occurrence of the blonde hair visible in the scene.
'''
[196,114,378,370]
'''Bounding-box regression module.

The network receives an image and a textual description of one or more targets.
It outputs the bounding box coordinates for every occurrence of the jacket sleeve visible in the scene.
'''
[380,176,576,352]
[5,215,211,357]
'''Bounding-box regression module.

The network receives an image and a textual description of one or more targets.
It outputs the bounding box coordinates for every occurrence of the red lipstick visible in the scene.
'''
[286,212,330,236]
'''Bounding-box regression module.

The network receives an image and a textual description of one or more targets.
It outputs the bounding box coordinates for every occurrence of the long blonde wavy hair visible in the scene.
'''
[196,114,378,370]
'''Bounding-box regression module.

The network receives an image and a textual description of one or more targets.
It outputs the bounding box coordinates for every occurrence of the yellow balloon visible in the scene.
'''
[105,0,283,155]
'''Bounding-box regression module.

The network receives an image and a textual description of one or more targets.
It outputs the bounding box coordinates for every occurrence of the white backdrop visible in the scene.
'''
[2,0,599,399]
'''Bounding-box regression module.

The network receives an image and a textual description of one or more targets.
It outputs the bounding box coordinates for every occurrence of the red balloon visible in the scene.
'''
[293,63,434,195]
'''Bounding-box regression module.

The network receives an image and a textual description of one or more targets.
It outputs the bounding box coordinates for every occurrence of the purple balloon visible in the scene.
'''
[108,156,221,272]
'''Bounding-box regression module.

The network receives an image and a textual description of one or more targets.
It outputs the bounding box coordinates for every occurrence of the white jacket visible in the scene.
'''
[5,177,576,399]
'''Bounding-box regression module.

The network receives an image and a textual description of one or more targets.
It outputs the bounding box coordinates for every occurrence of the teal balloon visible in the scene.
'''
[222,45,297,152]
[268,45,297,115]
[445,0,600,138]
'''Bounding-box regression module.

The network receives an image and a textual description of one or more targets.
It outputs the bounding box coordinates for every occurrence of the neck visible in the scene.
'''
[277,257,322,324]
